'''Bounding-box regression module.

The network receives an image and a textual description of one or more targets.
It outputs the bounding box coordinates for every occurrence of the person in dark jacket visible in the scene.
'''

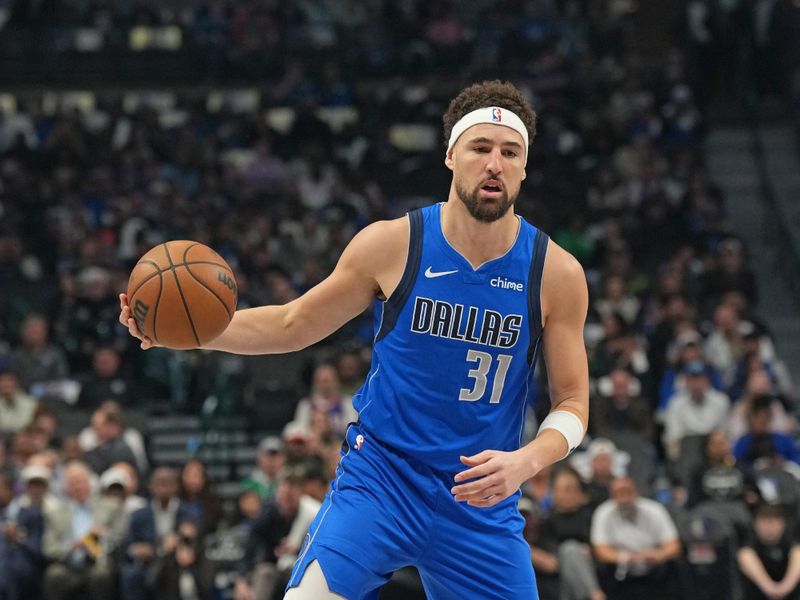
[120,468,194,600]
[152,520,214,600]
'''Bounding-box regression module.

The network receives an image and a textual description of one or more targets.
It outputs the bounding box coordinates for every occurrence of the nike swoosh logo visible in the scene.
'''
[425,267,458,278]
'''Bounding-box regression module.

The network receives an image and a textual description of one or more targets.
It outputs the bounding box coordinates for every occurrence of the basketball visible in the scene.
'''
[126,241,237,349]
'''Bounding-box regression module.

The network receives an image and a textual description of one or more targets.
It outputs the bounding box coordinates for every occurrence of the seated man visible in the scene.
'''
[733,395,800,468]
[120,467,193,600]
[738,503,800,600]
[41,461,127,600]
[3,466,49,600]
[536,466,604,600]
[591,476,682,600]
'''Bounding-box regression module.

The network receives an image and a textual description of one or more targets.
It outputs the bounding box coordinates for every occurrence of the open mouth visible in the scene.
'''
[481,180,503,195]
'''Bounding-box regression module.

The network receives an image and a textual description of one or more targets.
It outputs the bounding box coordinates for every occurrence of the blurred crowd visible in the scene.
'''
[0,0,799,599]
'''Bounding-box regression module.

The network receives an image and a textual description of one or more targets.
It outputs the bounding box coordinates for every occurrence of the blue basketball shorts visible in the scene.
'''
[286,423,538,599]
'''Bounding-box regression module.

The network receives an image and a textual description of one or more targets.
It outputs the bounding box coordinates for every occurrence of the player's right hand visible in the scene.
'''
[119,293,159,350]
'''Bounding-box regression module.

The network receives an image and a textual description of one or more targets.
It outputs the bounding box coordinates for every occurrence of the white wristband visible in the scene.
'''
[538,410,585,458]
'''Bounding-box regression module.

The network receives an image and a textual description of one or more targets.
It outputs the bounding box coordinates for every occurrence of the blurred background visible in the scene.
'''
[0,1,799,599]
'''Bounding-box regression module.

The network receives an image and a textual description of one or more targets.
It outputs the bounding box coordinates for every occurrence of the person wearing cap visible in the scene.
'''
[2,468,48,600]
[732,395,800,469]
[662,360,730,461]
[121,80,590,600]
[241,436,285,502]
[572,438,628,507]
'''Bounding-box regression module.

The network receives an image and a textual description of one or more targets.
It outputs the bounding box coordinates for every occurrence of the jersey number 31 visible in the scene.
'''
[459,349,512,404]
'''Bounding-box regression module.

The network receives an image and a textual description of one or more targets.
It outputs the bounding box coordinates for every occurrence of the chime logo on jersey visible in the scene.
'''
[410,296,522,348]
[491,107,502,122]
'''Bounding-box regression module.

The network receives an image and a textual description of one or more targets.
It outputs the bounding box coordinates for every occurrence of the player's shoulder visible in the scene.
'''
[354,215,409,245]
[542,237,586,290]
[340,216,409,271]
[543,238,584,278]
[540,237,588,322]
[346,216,409,256]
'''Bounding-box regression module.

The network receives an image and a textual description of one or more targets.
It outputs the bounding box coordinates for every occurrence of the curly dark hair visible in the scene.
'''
[443,80,537,148]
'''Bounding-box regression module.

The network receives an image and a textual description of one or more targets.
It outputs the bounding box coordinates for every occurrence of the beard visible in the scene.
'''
[455,179,517,223]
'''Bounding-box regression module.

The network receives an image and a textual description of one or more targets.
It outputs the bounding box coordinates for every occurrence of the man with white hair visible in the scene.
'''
[41,460,126,600]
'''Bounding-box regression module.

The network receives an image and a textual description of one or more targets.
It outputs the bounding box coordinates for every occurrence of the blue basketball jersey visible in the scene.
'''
[353,202,549,474]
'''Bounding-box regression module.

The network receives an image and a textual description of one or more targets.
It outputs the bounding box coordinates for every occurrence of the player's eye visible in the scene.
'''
[502,149,518,158]
[474,146,490,153]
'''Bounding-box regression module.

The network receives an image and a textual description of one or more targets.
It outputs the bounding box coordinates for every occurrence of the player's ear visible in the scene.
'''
[521,167,526,181]
[444,149,455,171]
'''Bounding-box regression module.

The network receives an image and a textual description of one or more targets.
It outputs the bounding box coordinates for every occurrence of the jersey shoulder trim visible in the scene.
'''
[375,208,424,342]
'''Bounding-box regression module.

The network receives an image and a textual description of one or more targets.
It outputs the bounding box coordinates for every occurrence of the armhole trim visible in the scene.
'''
[375,209,424,343]
[526,230,549,364]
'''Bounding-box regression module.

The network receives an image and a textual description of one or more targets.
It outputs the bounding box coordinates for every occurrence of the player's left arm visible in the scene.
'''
[452,242,589,507]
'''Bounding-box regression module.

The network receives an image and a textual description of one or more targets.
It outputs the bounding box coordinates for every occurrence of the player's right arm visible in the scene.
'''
[119,218,409,354]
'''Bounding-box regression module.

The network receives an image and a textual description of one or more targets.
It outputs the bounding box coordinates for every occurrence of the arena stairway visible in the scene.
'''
[706,125,800,393]
[146,413,258,513]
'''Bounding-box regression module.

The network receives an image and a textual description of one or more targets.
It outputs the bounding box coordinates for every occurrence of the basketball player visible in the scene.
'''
[119,80,589,599]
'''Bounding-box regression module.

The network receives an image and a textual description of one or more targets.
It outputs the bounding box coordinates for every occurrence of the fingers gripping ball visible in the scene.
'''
[127,241,237,349]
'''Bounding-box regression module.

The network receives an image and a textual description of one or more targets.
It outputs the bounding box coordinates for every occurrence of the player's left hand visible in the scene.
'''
[451,449,535,508]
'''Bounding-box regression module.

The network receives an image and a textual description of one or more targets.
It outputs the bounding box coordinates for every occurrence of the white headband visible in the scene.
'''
[447,106,529,165]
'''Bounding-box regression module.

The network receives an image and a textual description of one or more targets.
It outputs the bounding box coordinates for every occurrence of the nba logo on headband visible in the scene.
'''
[491,108,502,122]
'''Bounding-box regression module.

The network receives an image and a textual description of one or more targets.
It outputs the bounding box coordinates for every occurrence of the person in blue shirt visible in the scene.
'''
[120,80,590,600]
[733,395,800,467]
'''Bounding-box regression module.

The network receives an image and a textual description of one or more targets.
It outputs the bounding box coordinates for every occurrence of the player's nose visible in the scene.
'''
[484,148,503,174]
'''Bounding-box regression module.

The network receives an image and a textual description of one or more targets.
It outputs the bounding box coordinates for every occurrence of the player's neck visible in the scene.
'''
[441,200,519,270]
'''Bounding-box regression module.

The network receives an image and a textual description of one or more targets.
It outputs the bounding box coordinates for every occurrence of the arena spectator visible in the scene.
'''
[687,430,760,510]
[657,332,724,414]
[704,302,753,387]
[595,274,640,325]
[31,405,62,450]
[662,361,730,461]
[83,406,138,476]
[12,313,70,390]
[335,349,366,397]
[151,520,215,600]
[41,460,126,600]
[242,436,285,502]
[536,466,605,600]
[591,369,653,442]
[104,463,147,516]
[293,363,356,439]
[179,459,223,537]
[3,466,48,600]
[120,467,193,600]
[76,347,132,409]
[78,401,148,473]
[728,372,796,441]
[733,395,800,468]
[571,438,630,507]
[0,366,38,435]
[737,503,800,600]
[24,449,64,502]
[234,469,321,600]
[592,477,682,600]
